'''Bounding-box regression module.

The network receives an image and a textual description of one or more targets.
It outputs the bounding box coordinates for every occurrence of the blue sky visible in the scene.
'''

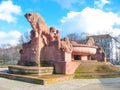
[0,0,120,46]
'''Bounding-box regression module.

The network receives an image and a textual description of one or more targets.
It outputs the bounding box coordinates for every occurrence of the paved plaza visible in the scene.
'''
[0,68,120,90]
[0,77,120,90]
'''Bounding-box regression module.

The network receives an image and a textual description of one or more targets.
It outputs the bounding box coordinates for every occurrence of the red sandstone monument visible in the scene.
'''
[9,12,99,75]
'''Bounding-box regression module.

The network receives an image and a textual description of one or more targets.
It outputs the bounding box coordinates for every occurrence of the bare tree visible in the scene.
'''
[19,31,30,44]
[0,44,21,64]
[67,32,89,41]
[67,32,90,44]
[67,33,80,41]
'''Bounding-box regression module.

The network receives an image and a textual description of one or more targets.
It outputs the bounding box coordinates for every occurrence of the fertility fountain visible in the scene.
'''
[8,12,97,75]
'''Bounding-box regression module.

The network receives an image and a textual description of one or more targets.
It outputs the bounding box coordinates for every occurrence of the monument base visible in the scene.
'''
[0,70,74,85]
[8,65,53,75]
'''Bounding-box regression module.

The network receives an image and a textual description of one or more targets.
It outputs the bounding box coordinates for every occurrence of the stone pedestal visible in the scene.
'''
[18,37,44,66]
[52,61,80,74]
[9,65,53,75]
[81,56,88,61]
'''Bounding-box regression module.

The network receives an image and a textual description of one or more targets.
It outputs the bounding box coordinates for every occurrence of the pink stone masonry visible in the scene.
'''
[18,12,97,74]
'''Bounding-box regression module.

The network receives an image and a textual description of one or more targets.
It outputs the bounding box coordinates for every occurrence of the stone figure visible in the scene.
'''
[94,47,107,62]
[86,37,94,46]
[30,29,35,39]
[45,27,61,48]
[61,37,73,53]
[55,30,61,49]
[49,27,56,42]
[25,12,49,45]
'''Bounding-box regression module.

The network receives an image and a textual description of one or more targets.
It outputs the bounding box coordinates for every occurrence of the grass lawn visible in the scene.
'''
[74,61,120,79]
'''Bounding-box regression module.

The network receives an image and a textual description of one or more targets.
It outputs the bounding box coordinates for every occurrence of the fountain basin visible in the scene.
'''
[72,44,97,55]
[72,44,97,60]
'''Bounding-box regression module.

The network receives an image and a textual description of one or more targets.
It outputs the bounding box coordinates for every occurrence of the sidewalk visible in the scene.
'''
[0,77,120,90]
[0,68,120,90]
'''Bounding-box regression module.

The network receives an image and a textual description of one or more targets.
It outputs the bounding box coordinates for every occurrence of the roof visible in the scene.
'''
[89,34,120,43]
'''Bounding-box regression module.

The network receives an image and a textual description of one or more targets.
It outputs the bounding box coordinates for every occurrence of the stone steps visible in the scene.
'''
[8,65,54,75]
[0,70,74,85]
[79,60,98,66]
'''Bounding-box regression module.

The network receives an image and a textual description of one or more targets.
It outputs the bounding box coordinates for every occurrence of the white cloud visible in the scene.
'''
[94,0,110,9]
[0,30,21,46]
[53,0,80,9]
[0,0,22,22]
[60,7,120,36]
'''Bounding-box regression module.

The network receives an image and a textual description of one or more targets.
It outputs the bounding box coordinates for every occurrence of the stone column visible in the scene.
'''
[81,56,88,61]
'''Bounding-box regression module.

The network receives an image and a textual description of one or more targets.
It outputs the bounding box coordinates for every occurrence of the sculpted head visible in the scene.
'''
[24,12,46,27]
[24,12,49,40]
[24,13,32,22]
[25,12,42,23]
[50,27,55,33]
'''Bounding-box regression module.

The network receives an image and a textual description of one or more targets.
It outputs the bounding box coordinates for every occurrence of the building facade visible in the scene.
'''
[90,34,120,64]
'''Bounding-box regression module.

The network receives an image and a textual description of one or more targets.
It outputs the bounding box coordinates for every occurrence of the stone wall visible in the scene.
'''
[41,46,64,62]
[18,37,42,66]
